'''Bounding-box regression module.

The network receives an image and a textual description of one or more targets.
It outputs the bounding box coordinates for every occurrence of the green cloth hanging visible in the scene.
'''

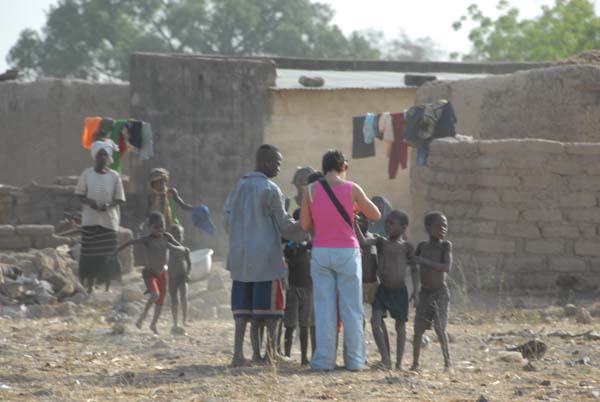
[109,119,127,172]
[168,196,180,225]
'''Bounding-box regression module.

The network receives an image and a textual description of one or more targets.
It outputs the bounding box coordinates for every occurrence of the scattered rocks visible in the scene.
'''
[506,340,547,360]
[576,307,592,324]
[570,357,592,367]
[541,380,551,386]
[55,301,76,317]
[564,304,577,317]
[25,304,56,319]
[586,330,600,341]
[498,351,525,363]
[476,394,490,402]
[111,323,127,335]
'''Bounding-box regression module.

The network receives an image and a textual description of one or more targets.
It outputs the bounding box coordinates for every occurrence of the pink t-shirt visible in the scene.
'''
[311,181,359,249]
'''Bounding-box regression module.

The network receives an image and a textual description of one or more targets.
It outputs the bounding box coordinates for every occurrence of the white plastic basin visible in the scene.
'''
[189,248,213,282]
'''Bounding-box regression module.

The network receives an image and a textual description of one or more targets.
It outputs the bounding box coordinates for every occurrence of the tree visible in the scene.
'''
[7,0,381,80]
[452,0,600,61]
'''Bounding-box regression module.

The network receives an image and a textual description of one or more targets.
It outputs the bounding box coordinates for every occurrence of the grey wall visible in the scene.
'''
[0,78,129,186]
[416,65,600,142]
[128,53,276,253]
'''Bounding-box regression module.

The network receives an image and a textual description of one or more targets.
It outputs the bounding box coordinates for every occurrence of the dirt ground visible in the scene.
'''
[1,298,599,402]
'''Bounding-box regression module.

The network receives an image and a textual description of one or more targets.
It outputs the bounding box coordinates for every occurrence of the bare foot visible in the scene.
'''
[372,361,392,370]
[301,358,310,366]
[231,358,251,368]
[135,319,143,330]
[443,365,451,373]
[409,364,420,372]
[149,324,159,335]
[395,364,403,371]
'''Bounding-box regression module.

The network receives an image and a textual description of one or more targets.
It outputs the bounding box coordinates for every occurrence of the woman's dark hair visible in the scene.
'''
[307,171,323,184]
[322,150,347,174]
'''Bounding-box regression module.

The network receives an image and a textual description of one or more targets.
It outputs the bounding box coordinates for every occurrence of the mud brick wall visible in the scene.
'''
[410,138,600,290]
[416,65,600,142]
[0,78,130,186]
[129,53,276,253]
[0,225,69,250]
[0,178,138,227]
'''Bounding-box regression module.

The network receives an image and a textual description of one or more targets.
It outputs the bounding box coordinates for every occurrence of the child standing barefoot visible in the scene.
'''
[356,210,417,370]
[116,212,186,334]
[410,211,453,372]
[168,224,192,333]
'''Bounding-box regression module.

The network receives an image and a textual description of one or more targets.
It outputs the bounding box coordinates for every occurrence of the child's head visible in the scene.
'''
[385,210,409,239]
[292,166,316,193]
[149,168,170,192]
[169,224,184,242]
[148,211,166,235]
[424,211,448,240]
[307,171,323,185]
[356,212,369,233]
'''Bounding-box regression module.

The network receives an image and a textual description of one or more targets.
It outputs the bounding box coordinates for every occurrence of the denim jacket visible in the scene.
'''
[224,172,305,282]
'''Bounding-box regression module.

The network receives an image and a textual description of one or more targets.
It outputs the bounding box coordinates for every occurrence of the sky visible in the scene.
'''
[1,0,600,72]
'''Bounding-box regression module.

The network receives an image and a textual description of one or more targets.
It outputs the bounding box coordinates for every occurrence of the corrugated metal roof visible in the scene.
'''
[275,69,487,89]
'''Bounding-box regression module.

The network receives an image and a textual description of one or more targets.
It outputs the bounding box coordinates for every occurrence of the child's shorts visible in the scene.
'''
[372,285,408,322]
[284,285,314,327]
[415,284,450,331]
[362,281,379,305]
[231,279,284,319]
[143,269,167,305]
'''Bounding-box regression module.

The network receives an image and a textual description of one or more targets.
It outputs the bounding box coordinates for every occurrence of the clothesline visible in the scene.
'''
[352,100,457,179]
[81,117,155,173]
[352,111,408,180]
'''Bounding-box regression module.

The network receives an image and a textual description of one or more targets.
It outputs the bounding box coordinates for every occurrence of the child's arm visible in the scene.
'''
[168,187,195,211]
[115,237,145,255]
[414,241,453,273]
[354,219,379,247]
[164,232,187,252]
[406,243,420,303]
[185,248,192,280]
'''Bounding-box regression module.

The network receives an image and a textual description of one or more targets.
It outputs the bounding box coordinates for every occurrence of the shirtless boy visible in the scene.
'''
[168,224,192,333]
[116,212,186,334]
[410,211,452,372]
[356,210,417,369]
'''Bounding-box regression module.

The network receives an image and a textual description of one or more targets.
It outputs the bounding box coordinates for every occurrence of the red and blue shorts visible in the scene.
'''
[231,279,284,319]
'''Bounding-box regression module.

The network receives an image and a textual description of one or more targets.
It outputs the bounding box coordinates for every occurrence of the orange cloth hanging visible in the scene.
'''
[82,117,102,150]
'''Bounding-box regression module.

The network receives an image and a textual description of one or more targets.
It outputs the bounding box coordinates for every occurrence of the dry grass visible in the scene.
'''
[0,300,599,402]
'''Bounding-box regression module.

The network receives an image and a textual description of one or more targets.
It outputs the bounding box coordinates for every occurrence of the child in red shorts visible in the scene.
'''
[116,212,186,334]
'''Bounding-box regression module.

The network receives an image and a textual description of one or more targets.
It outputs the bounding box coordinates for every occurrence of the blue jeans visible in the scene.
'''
[310,247,365,371]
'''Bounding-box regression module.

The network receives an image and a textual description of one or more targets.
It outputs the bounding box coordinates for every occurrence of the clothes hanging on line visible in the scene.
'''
[352,115,375,159]
[378,112,394,158]
[82,117,103,150]
[388,112,408,179]
[363,113,378,145]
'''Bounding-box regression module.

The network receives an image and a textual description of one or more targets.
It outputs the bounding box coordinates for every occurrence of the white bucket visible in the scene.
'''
[189,248,213,282]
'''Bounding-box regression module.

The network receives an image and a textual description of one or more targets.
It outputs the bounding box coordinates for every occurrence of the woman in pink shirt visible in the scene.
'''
[300,150,380,371]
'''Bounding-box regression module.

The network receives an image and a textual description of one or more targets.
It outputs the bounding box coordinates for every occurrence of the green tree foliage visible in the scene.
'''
[452,0,600,61]
[7,0,382,80]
